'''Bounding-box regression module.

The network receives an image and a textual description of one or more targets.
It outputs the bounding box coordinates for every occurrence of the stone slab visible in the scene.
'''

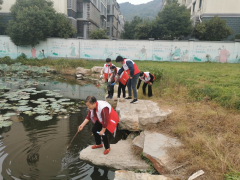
[91,66,103,73]
[132,131,145,154]
[76,67,91,75]
[143,131,182,174]
[80,139,150,171]
[116,100,170,131]
[114,170,172,180]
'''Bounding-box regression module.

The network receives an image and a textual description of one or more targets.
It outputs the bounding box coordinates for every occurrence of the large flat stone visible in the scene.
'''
[116,100,170,131]
[76,67,91,75]
[114,170,172,180]
[80,139,150,171]
[132,131,145,154]
[91,66,103,73]
[143,131,182,174]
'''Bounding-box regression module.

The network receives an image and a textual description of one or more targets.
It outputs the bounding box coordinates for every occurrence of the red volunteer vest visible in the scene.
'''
[122,59,139,76]
[104,63,113,82]
[139,72,155,83]
[116,67,128,85]
[89,101,119,134]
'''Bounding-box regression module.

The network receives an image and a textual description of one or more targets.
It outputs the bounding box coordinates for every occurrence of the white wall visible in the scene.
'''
[204,0,240,14]
[1,35,240,63]
[0,0,67,15]
[0,0,16,13]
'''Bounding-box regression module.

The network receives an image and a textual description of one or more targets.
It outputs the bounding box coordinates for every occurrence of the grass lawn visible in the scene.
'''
[1,57,240,179]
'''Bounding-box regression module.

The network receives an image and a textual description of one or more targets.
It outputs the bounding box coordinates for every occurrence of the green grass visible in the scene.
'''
[1,56,240,109]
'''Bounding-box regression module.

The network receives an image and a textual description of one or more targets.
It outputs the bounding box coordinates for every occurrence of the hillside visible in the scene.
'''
[119,0,163,22]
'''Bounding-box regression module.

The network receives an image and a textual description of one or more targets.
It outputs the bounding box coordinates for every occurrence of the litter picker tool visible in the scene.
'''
[66,131,79,149]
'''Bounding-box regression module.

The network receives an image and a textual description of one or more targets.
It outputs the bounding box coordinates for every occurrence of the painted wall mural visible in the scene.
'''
[192,43,235,63]
[1,35,240,63]
[80,40,114,59]
[115,41,150,60]
[0,36,18,59]
[48,38,79,58]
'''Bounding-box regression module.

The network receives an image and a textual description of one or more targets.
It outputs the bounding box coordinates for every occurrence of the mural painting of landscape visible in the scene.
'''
[0,36,18,59]
[48,38,79,58]
[80,40,114,59]
[115,41,150,60]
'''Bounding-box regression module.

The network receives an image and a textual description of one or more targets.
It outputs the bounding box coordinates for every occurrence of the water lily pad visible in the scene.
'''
[35,115,52,121]
[24,111,36,116]
[17,106,32,111]
[58,99,70,102]
[60,102,74,105]
[33,108,48,114]
[3,113,17,117]
[0,115,10,121]
[37,98,47,102]
[0,121,13,128]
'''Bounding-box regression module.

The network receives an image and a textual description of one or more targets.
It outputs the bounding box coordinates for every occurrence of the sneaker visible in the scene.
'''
[109,96,113,99]
[130,99,138,104]
[104,148,111,155]
[106,95,110,98]
[92,144,103,149]
[125,97,132,99]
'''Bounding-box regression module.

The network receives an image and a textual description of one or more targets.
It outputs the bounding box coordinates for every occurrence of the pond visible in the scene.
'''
[0,68,122,180]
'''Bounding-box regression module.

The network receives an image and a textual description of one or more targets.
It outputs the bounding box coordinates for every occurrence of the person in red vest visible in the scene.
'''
[108,65,129,99]
[100,58,114,98]
[78,96,119,155]
[116,56,140,104]
[137,71,155,97]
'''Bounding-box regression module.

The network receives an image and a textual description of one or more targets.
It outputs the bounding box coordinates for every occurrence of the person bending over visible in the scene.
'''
[108,65,128,99]
[100,58,114,98]
[115,56,140,104]
[137,71,155,97]
[78,96,119,155]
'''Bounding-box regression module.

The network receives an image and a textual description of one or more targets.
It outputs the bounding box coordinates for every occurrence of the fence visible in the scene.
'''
[0,35,240,63]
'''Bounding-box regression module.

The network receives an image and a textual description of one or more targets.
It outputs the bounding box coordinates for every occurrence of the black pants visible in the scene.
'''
[142,82,153,97]
[118,81,127,98]
[92,121,111,149]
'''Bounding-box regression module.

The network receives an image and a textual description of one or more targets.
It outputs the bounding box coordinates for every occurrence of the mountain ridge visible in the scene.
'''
[119,0,163,22]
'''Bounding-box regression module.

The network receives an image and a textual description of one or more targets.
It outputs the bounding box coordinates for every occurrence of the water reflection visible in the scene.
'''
[0,75,118,180]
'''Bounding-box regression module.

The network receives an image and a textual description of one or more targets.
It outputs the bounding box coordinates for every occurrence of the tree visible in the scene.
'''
[155,0,192,40]
[0,0,3,10]
[6,0,76,46]
[89,29,109,39]
[51,13,76,39]
[134,19,157,39]
[122,16,143,39]
[193,16,233,41]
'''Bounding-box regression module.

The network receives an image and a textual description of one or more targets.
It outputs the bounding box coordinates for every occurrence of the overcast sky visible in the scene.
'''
[117,0,153,5]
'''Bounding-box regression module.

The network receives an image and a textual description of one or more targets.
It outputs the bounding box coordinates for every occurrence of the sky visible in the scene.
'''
[117,0,153,5]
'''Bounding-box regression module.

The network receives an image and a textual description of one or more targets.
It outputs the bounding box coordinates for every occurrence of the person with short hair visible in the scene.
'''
[137,71,155,97]
[100,58,114,98]
[115,56,140,104]
[78,96,119,155]
[108,65,128,99]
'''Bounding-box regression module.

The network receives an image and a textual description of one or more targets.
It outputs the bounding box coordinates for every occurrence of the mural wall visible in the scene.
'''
[1,35,240,63]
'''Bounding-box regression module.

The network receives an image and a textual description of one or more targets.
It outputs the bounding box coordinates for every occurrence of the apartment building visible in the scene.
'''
[0,0,124,39]
[162,0,240,39]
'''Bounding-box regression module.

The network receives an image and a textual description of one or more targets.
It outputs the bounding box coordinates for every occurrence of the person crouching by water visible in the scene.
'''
[108,65,128,99]
[115,56,140,104]
[137,71,155,97]
[78,96,119,155]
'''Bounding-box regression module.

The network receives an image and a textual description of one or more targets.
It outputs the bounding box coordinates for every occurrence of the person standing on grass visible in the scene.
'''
[115,56,140,104]
[137,71,155,97]
[108,65,129,99]
[100,58,114,98]
[78,96,119,155]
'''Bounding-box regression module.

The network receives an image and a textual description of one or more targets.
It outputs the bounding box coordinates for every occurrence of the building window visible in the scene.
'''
[193,2,196,12]
[199,0,202,8]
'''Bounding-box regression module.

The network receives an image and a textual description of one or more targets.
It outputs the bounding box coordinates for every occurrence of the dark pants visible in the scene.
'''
[127,73,140,99]
[106,79,114,96]
[142,82,153,97]
[118,81,127,98]
[92,121,111,149]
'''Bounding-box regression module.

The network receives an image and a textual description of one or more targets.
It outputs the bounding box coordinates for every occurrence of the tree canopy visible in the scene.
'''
[121,16,143,39]
[89,29,109,39]
[193,16,232,41]
[6,0,76,46]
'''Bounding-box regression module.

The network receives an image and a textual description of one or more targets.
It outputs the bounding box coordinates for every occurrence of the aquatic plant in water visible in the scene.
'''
[35,115,52,121]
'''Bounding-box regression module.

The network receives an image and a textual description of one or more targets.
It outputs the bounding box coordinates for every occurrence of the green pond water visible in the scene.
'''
[0,72,123,180]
